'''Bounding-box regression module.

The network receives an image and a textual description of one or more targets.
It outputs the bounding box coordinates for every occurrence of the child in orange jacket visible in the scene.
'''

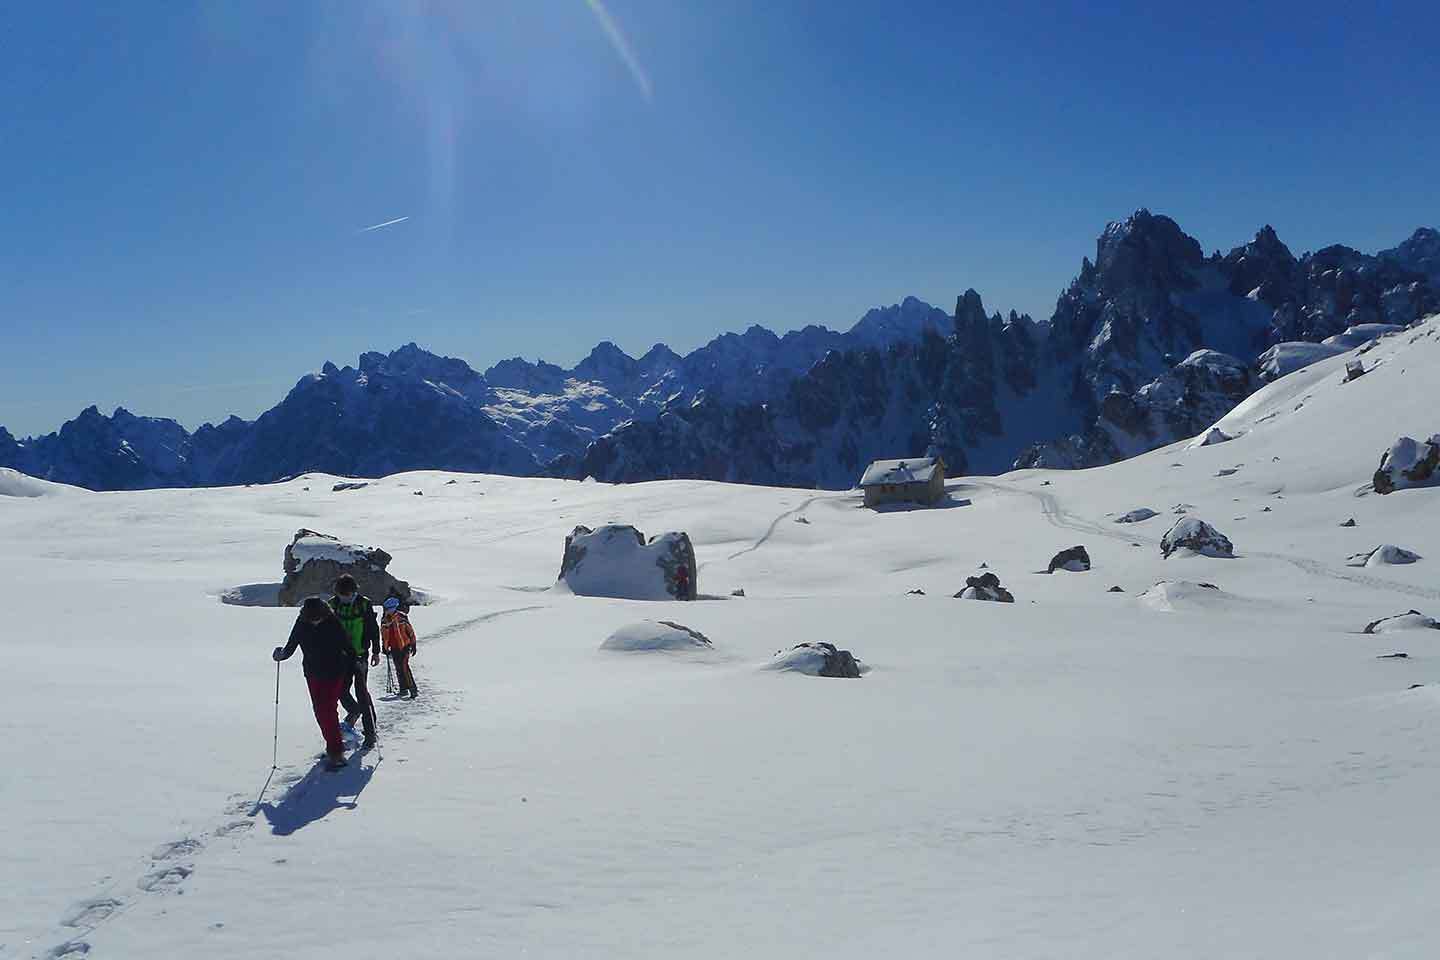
[381,598,419,699]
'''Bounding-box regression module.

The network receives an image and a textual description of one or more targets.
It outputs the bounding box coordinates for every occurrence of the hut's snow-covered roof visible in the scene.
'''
[859,457,940,487]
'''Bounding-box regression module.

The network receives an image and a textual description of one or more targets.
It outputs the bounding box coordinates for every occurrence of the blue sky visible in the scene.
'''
[2,0,1437,436]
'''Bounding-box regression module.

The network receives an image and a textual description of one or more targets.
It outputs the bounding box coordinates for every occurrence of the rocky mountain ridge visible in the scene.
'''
[4,212,1436,490]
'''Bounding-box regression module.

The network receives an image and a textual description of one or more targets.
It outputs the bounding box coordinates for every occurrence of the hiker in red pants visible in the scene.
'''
[273,597,357,770]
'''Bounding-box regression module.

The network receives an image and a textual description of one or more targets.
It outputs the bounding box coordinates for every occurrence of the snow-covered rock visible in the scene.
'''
[1373,434,1440,494]
[557,525,697,601]
[1189,426,1234,448]
[1047,545,1091,573]
[278,529,412,606]
[1137,579,1228,612]
[954,572,1014,602]
[1161,517,1234,558]
[600,620,713,652]
[1115,508,1159,524]
[1345,545,1423,567]
[764,642,863,678]
[1363,610,1440,635]
[0,467,73,498]
[1257,341,1347,382]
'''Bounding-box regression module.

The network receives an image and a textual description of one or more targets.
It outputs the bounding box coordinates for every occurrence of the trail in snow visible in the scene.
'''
[35,603,528,960]
[973,479,1440,602]
[714,494,832,566]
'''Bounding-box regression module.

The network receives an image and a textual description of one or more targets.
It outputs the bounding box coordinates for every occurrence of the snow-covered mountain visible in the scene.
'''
[582,212,1439,483]
[4,213,1435,490]
[5,314,1440,958]
[0,300,949,490]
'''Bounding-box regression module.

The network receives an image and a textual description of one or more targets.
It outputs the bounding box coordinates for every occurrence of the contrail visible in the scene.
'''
[583,0,652,102]
[359,216,410,233]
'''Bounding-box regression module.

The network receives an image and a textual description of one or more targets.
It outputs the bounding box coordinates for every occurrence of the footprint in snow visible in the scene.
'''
[214,819,253,838]
[47,939,91,959]
[137,864,192,892]
[61,897,123,928]
[152,837,203,860]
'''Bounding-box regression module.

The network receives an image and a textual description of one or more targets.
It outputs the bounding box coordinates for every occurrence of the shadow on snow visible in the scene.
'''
[256,755,378,836]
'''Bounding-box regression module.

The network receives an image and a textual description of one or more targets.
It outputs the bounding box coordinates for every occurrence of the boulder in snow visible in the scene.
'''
[332,481,369,492]
[1339,517,1357,528]
[277,529,412,607]
[766,642,863,678]
[954,572,1014,602]
[1373,434,1440,494]
[1188,426,1234,449]
[1345,545,1422,568]
[601,620,712,652]
[557,524,697,601]
[1160,517,1234,559]
[1115,508,1159,524]
[1363,610,1440,635]
[1046,545,1091,573]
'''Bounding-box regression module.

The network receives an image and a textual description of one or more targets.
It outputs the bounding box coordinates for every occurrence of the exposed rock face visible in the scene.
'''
[1373,435,1440,494]
[1019,350,1256,469]
[955,572,1014,602]
[1346,545,1422,567]
[1115,508,1159,524]
[278,529,412,607]
[1363,610,1440,634]
[558,524,697,601]
[768,642,863,678]
[1047,546,1091,573]
[1160,518,1235,558]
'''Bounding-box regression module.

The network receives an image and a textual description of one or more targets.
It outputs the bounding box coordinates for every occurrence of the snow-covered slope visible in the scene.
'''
[4,316,1439,958]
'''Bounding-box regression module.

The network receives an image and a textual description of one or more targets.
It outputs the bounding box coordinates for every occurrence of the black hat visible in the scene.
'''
[300,597,331,623]
[334,574,358,593]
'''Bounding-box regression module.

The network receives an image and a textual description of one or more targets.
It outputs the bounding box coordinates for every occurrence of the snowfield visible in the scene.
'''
[3,319,1439,959]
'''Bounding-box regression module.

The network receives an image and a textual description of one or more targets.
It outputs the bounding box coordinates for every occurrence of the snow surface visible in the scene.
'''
[5,316,1440,958]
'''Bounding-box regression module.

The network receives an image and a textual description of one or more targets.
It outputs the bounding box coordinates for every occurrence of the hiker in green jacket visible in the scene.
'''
[331,574,380,749]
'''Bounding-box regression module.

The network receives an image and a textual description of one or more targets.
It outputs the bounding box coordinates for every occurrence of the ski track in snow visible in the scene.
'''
[973,479,1440,602]
[34,604,520,958]
[713,494,833,566]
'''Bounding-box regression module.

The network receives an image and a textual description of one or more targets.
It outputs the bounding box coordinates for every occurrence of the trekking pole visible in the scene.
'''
[271,660,281,769]
[385,653,395,695]
[251,661,281,814]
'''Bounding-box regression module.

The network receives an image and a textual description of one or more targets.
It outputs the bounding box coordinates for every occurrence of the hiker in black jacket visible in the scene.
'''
[273,597,357,769]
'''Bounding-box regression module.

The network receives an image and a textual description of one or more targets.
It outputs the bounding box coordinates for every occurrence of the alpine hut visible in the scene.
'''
[858,457,945,508]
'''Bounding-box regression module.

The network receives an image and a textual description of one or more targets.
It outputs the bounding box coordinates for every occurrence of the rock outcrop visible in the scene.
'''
[278,529,412,607]
[767,642,863,678]
[1047,546,1091,573]
[1373,434,1440,494]
[954,572,1014,602]
[1160,518,1234,558]
[1115,508,1159,524]
[1363,610,1440,634]
[1346,545,1422,567]
[557,524,697,600]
